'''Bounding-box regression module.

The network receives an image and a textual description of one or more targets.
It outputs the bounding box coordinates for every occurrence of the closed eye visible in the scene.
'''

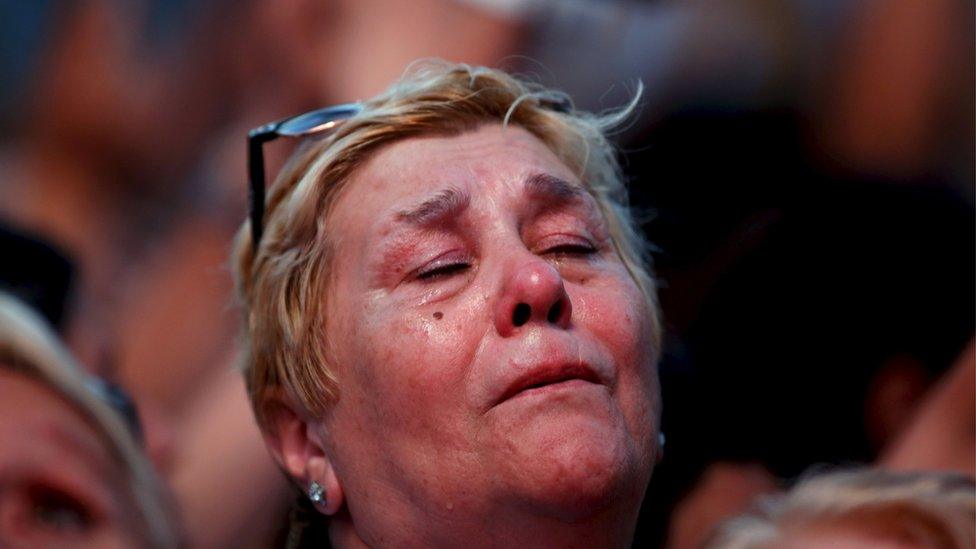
[21,483,99,535]
[32,486,94,532]
[542,242,597,257]
[416,261,470,281]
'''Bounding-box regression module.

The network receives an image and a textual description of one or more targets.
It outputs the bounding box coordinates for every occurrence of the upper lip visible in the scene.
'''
[494,361,602,406]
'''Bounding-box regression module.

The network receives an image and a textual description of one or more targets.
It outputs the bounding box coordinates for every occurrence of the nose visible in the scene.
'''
[493,258,573,337]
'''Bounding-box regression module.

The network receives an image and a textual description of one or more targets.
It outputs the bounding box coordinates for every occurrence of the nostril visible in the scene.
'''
[512,303,531,327]
[547,301,562,323]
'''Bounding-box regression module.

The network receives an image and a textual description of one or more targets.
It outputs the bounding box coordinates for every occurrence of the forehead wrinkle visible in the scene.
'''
[395,186,471,227]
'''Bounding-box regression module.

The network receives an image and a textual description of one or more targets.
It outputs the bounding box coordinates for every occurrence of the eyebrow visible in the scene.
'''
[392,173,586,228]
[524,172,586,204]
[396,186,471,226]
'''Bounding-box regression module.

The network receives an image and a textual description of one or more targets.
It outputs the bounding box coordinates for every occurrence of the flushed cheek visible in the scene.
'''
[574,279,649,365]
[573,277,658,429]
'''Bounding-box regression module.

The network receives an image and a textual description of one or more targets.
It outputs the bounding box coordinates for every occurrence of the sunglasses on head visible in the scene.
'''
[246,94,572,248]
[247,103,364,247]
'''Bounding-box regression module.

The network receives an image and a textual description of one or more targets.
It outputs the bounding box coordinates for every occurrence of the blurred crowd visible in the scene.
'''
[0,0,972,547]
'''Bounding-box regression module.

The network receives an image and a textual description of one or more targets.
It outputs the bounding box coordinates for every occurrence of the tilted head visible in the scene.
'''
[232,61,662,546]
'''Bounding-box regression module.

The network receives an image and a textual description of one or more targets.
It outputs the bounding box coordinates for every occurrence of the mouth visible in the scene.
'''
[495,363,602,406]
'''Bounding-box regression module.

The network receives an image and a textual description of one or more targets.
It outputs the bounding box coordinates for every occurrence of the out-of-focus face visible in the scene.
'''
[0,368,145,548]
[319,124,660,534]
[778,524,924,549]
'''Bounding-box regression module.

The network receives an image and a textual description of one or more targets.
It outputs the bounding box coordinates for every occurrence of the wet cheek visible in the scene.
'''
[581,282,660,451]
[577,284,637,345]
[356,308,476,423]
[576,278,657,383]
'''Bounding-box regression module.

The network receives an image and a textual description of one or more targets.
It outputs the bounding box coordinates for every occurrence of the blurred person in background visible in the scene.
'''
[0,291,181,548]
[704,468,975,549]
[0,2,292,543]
[609,0,974,546]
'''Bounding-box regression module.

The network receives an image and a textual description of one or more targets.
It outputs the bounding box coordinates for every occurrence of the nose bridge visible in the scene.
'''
[493,252,572,337]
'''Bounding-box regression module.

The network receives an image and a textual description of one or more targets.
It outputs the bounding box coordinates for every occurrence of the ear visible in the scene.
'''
[262,392,345,515]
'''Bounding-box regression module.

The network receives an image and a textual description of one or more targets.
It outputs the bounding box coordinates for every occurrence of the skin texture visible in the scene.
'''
[272,124,661,548]
[0,369,147,548]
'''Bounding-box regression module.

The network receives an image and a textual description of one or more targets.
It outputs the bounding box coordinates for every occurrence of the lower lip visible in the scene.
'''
[509,378,597,402]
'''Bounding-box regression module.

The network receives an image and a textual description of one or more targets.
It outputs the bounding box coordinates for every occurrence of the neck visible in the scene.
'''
[328,493,642,549]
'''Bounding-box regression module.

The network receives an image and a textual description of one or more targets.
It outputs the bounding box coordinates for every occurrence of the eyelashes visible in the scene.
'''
[410,237,598,284]
[416,259,471,281]
[533,233,600,261]
[540,241,598,258]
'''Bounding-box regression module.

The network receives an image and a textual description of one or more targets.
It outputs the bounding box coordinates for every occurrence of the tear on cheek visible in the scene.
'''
[433,311,444,320]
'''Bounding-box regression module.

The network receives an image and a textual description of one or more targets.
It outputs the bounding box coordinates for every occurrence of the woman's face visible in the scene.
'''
[319,124,660,531]
[0,369,148,548]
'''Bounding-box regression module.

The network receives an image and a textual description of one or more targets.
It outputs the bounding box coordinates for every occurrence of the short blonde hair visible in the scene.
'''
[0,292,181,548]
[233,61,660,428]
[705,468,976,549]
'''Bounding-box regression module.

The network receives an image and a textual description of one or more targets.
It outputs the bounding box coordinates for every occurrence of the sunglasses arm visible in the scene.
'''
[247,128,279,246]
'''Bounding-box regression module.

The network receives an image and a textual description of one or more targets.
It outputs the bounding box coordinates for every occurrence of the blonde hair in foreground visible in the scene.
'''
[0,293,181,548]
[232,60,660,428]
[705,468,976,549]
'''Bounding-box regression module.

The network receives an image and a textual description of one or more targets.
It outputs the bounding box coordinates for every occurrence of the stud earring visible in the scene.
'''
[308,481,326,505]
[658,432,666,449]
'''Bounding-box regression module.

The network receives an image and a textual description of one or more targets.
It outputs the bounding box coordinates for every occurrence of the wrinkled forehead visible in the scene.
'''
[325,123,588,240]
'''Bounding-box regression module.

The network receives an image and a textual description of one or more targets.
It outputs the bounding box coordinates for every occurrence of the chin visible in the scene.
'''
[501,413,638,521]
